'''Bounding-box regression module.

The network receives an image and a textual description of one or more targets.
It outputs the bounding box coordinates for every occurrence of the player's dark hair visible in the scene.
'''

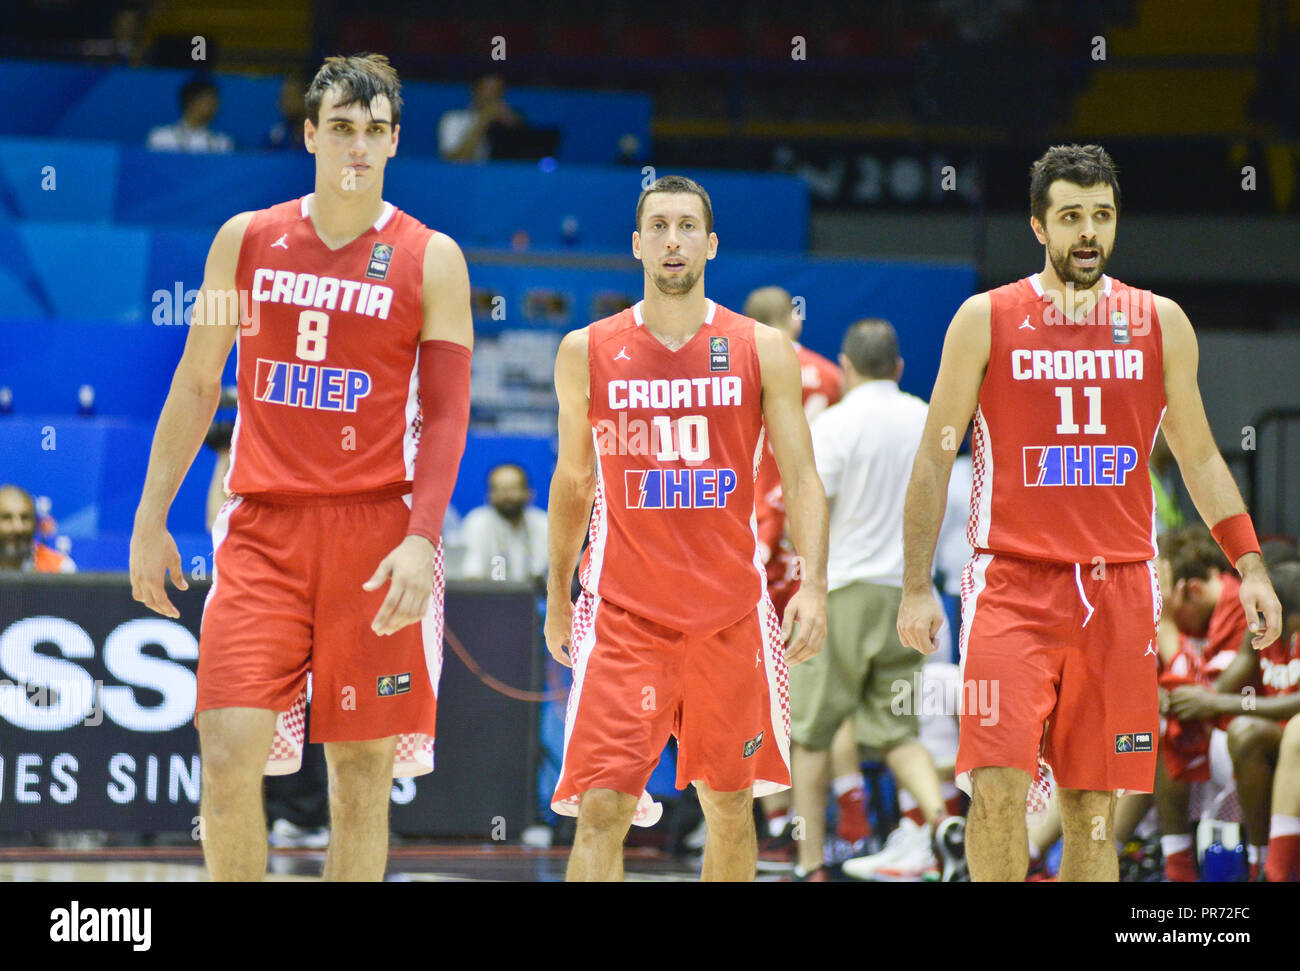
[180,77,217,113]
[636,175,714,234]
[1029,144,1121,225]
[305,53,402,128]
[1269,561,1300,620]
[1159,524,1230,583]
[841,318,899,380]
[488,463,529,488]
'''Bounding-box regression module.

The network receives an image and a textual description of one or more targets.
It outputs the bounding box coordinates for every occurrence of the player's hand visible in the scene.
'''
[129,521,188,619]
[1238,566,1282,650]
[544,591,574,668]
[365,535,436,636]
[897,588,944,655]
[1168,685,1223,721]
[782,585,826,665]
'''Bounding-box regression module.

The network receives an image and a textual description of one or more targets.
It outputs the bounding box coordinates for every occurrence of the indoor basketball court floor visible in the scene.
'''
[0,845,788,882]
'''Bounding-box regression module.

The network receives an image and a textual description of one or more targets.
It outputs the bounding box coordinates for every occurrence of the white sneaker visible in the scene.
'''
[268,818,330,849]
[842,818,926,881]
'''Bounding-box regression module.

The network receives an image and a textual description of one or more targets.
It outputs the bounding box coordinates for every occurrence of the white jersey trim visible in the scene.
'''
[631,298,716,327]
[300,193,395,231]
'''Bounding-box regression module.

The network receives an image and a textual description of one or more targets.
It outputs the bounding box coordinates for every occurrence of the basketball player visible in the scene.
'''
[545,175,829,881]
[896,144,1282,882]
[129,54,473,881]
[741,287,863,867]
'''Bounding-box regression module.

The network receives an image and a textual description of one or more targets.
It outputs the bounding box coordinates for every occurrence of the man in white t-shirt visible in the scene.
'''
[438,75,521,163]
[147,76,234,154]
[791,319,964,881]
[459,462,547,582]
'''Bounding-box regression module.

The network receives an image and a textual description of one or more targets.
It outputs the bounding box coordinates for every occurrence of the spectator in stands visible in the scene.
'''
[459,463,547,582]
[147,76,234,154]
[0,484,75,573]
[266,74,307,150]
[438,74,522,163]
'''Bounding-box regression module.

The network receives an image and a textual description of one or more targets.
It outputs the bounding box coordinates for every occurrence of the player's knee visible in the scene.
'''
[577,789,637,834]
[970,767,1029,819]
[698,787,752,837]
[1059,791,1113,842]
[1227,716,1275,760]
[198,736,266,794]
[1277,719,1300,764]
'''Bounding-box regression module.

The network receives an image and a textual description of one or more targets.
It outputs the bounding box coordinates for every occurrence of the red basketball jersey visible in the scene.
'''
[754,344,842,586]
[967,274,1167,563]
[580,299,767,636]
[1259,631,1300,698]
[227,194,435,498]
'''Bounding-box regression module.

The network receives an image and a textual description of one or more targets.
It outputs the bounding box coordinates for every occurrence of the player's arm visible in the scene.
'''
[130,211,253,618]
[366,232,474,635]
[1174,638,1300,721]
[898,293,990,654]
[544,328,596,667]
[756,325,828,665]
[1157,294,1281,649]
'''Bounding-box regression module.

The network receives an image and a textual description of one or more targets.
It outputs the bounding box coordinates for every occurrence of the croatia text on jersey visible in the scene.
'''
[251,269,394,321]
[624,468,738,509]
[255,358,372,411]
[1022,444,1140,487]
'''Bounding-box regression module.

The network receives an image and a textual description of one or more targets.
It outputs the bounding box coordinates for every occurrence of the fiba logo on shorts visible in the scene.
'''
[1114,731,1152,753]
[709,336,729,372]
[377,672,411,697]
[742,730,764,758]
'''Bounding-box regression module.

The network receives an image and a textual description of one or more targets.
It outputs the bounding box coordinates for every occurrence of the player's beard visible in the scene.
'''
[1048,238,1111,289]
[650,262,701,296]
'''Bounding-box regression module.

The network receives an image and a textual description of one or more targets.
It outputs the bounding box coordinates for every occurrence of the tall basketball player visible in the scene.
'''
[129,54,473,881]
[545,175,829,881]
[897,144,1281,882]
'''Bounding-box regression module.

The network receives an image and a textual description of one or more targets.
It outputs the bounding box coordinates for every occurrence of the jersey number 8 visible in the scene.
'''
[295,310,330,362]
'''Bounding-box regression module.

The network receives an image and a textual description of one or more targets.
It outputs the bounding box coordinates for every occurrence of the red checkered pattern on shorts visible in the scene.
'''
[965,405,988,549]
[762,596,791,743]
[266,690,307,774]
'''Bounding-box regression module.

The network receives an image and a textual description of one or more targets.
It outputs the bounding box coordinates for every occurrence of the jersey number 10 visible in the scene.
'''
[1054,386,1106,435]
[652,415,710,461]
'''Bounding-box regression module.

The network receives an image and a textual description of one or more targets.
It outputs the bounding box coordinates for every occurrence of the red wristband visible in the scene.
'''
[407,339,472,544]
[1210,513,1260,568]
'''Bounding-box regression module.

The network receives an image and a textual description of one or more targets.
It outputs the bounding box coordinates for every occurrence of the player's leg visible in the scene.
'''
[828,718,870,844]
[954,555,1065,881]
[568,789,639,881]
[1057,788,1118,881]
[552,595,682,881]
[789,581,871,875]
[1227,715,1282,851]
[1152,743,1197,880]
[1113,790,1152,845]
[696,783,756,881]
[196,707,278,881]
[1265,717,1300,882]
[967,766,1032,880]
[322,735,398,881]
[678,596,789,882]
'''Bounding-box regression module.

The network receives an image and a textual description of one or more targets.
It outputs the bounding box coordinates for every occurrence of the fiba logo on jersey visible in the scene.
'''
[366,243,393,281]
[1111,310,1130,344]
[709,336,729,372]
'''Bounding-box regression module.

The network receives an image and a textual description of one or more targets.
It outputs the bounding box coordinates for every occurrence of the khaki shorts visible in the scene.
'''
[789,581,922,751]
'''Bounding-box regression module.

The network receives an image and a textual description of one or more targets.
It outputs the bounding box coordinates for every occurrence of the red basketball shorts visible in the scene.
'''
[551,591,790,815]
[196,491,444,776]
[956,552,1161,794]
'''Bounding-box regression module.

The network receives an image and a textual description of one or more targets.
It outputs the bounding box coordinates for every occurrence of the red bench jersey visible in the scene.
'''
[968,274,1167,563]
[580,299,767,635]
[227,194,435,498]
